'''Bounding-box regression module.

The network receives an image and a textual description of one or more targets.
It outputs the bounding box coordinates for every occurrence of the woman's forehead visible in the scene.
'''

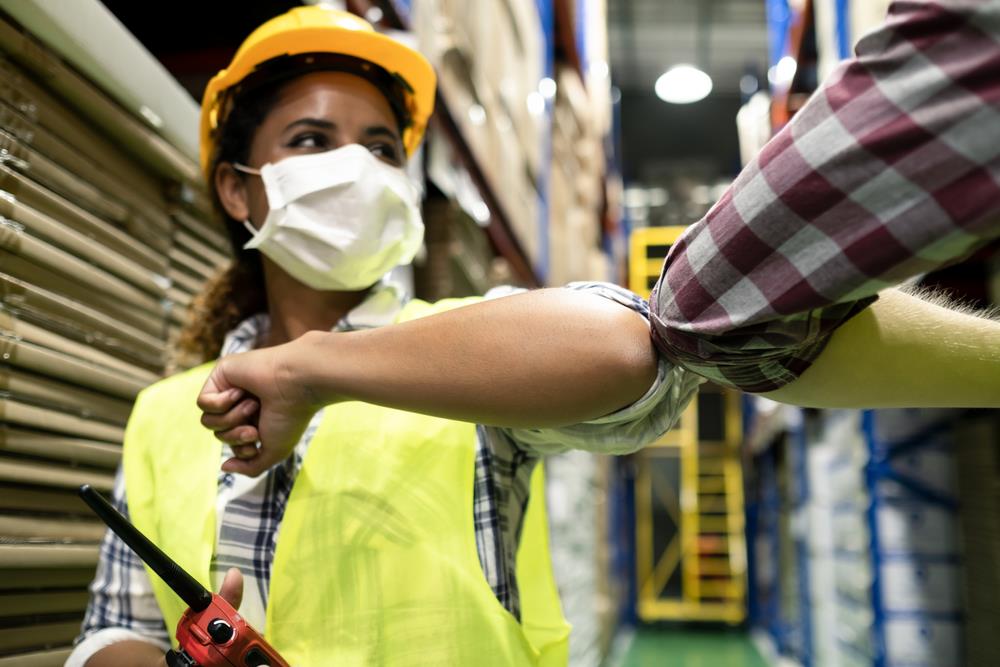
[265,71,398,128]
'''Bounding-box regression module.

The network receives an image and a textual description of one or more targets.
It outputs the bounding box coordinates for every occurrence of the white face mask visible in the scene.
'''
[235,143,424,291]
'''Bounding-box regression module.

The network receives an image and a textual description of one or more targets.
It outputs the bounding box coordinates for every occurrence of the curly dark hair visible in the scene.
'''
[172,80,280,367]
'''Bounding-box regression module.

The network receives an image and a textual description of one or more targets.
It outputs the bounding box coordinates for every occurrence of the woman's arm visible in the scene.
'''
[82,642,166,667]
[199,288,661,476]
[762,288,1000,408]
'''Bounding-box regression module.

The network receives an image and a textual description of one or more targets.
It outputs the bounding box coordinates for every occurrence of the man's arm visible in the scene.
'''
[650,1,1000,394]
[763,288,1000,408]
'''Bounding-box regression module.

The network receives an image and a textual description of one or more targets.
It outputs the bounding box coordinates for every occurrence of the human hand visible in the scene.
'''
[163,569,244,667]
[197,338,322,477]
[215,566,244,609]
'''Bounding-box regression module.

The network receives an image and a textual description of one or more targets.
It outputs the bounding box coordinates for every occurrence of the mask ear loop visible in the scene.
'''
[233,163,261,176]
[232,164,262,236]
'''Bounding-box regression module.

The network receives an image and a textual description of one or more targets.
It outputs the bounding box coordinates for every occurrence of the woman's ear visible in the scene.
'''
[215,162,250,222]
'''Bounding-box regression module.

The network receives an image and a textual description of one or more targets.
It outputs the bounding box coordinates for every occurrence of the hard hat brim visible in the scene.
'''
[200,21,435,179]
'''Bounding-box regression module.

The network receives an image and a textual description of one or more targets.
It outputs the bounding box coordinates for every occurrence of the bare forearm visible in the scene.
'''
[85,641,165,666]
[290,289,659,428]
[762,289,1000,408]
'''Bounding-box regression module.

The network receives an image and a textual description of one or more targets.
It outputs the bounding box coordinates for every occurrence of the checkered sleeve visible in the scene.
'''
[650,0,1000,392]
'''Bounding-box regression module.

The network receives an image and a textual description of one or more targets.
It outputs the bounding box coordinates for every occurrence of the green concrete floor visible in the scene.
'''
[619,628,769,667]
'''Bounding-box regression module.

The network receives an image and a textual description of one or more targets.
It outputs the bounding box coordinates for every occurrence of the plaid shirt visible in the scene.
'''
[650,0,1000,392]
[70,280,697,664]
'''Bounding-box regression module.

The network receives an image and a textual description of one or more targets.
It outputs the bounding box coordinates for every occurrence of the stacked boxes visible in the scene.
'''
[548,64,607,286]
[413,0,610,283]
[0,12,225,661]
[413,0,546,266]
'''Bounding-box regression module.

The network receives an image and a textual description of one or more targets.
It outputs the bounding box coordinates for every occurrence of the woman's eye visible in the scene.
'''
[368,143,400,164]
[289,133,327,149]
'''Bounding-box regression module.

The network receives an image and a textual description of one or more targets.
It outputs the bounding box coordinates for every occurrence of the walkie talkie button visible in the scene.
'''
[207,618,235,644]
[244,647,272,666]
[189,624,211,645]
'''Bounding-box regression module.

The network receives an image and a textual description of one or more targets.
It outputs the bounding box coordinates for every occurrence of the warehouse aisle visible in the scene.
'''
[619,629,768,667]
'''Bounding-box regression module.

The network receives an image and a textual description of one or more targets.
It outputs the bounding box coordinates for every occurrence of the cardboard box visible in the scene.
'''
[885,618,961,666]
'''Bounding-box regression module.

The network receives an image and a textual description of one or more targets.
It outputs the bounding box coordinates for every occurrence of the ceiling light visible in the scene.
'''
[526,91,546,116]
[538,77,557,99]
[467,104,486,126]
[740,74,759,96]
[647,188,669,207]
[590,60,610,79]
[623,187,648,208]
[768,56,797,86]
[655,65,713,104]
[471,200,490,223]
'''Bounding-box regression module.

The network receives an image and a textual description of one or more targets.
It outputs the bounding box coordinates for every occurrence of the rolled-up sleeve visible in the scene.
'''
[650,1,1000,392]
[487,282,702,456]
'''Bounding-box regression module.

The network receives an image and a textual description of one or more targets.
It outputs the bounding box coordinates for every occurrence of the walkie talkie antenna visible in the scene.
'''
[79,484,213,612]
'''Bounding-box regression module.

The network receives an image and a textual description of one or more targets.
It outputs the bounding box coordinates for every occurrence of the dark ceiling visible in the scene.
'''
[103,0,766,192]
[608,0,768,187]
[100,0,301,101]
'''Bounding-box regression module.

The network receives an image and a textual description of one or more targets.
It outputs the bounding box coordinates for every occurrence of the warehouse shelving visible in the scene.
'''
[744,405,978,667]
[0,0,615,663]
[854,410,964,667]
[0,1,224,661]
[745,404,812,667]
[365,0,613,289]
[352,0,548,286]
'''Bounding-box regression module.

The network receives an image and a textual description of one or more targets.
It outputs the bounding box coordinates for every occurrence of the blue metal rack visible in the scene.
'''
[743,396,809,665]
[745,422,813,666]
[767,0,852,65]
[790,412,813,667]
[765,0,794,69]
[745,405,966,667]
[535,0,555,283]
[834,0,852,59]
[860,410,963,667]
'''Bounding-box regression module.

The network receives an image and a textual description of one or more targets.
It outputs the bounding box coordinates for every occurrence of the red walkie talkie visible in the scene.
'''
[79,484,290,667]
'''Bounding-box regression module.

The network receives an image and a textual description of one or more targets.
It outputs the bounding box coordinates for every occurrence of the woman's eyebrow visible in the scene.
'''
[363,125,400,141]
[283,118,337,133]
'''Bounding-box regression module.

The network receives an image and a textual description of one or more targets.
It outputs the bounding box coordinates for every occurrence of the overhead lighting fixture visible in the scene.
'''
[471,200,490,223]
[768,55,798,86]
[538,77,557,100]
[655,65,713,104]
[526,91,546,117]
[589,60,610,79]
[467,104,486,126]
[656,0,715,105]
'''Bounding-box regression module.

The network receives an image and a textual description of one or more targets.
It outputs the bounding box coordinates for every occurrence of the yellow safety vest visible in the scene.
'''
[123,298,570,666]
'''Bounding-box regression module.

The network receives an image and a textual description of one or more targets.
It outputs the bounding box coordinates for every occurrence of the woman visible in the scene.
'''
[70,7,697,666]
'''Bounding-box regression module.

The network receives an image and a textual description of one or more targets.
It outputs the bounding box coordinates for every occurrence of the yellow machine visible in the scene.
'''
[628,226,747,624]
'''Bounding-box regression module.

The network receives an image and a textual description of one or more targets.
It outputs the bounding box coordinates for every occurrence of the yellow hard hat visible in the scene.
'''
[199,6,436,179]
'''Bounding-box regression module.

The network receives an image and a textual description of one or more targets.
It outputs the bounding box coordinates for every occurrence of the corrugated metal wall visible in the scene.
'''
[0,12,226,664]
